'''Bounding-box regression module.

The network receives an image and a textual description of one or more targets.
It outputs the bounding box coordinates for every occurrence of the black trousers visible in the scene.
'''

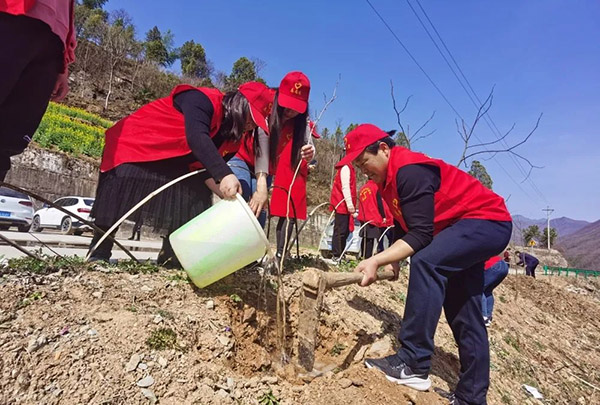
[331,213,350,258]
[396,219,512,404]
[276,217,296,257]
[0,13,63,181]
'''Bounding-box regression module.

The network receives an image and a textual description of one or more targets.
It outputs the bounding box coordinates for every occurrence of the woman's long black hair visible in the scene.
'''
[267,91,309,168]
[217,91,250,142]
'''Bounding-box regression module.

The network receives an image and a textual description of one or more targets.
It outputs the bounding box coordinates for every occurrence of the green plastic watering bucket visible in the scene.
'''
[169,194,270,288]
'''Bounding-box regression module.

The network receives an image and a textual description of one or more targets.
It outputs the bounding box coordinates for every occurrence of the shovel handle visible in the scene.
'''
[323,269,396,289]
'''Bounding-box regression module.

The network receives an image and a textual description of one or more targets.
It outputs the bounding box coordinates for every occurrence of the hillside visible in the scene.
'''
[556,219,600,270]
[0,252,598,404]
[511,215,590,245]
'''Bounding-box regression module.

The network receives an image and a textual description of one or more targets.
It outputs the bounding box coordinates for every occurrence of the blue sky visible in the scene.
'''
[105,0,600,223]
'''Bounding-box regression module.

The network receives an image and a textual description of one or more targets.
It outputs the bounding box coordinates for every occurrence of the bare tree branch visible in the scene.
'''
[312,74,340,128]
[410,110,436,142]
[390,80,435,149]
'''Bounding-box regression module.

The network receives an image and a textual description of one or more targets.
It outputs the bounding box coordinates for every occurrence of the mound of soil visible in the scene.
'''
[0,257,598,404]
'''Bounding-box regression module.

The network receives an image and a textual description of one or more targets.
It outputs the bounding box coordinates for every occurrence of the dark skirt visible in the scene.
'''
[91,156,212,233]
[359,222,382,239]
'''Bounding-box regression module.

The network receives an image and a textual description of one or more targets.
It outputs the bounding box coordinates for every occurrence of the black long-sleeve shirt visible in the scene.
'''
[393,164,441,252]
[172,89,233,182]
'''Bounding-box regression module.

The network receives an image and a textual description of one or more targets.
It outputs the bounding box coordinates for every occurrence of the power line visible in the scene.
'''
[364,0,539,203]
[411,0,548,203]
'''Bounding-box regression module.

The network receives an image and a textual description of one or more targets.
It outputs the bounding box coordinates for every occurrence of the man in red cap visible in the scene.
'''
[337,124,512,405]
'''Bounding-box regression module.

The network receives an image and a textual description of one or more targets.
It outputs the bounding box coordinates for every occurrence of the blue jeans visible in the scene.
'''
[397,219,512,404]
[228,156,271,227]
[481,260,509,319]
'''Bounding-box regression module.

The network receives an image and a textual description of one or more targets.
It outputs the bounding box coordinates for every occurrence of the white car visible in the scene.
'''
[0,187,34,232]
[32,196,95,235]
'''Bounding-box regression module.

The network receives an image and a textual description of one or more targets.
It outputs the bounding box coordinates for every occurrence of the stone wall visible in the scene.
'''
[5,146,99,206]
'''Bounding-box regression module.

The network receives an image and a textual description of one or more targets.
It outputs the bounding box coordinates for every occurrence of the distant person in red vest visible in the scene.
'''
[482,255,509,327]
[87,82,272,264]
[515,250,539,278]
[329,161,357,261]
[0,0,76,181]
[230,72,315,228]
[338,124,512,404]
[270,123,319,260]
[357,179,388,259]
[503,249,511,264]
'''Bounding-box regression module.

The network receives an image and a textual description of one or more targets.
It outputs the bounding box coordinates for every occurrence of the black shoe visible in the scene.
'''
[364,354,431,391]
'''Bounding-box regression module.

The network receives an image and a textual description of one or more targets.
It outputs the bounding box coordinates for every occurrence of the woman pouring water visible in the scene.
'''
[88,82,273,264]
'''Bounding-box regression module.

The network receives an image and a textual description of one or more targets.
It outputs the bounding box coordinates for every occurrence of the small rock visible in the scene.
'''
[366,336,394,358]
[351,379,365,387]
[206,300,215,310]
[242,307,256,323]
[338,378,353,389]
[92,291,103,299]
[125,354,141,372]
[138,363,148,370]
[261,376,278,385]
[215,389,229,399]
[137,376,154,388]
[404,391,417,403]
[153,315,163,324]
[141,388,157,404]
[227,377,235,389]
[157,357,167,367]
[141,285,153,292]
[94,312,113,323]
[87,329,98,337]
[217,335,230,346]
[353,345,368,362]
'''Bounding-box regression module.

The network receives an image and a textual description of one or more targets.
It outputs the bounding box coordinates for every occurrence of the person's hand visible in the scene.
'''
[301,144,315,162]
[386,262,400,281]
[219,174,242,200]
[352,212,358,218]
[249,186,268,217]
[51,71,70,101]
[348,206,356,215]
[354,257,379,287]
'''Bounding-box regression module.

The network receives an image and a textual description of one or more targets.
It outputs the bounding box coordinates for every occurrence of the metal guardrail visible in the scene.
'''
[543,265,600,278]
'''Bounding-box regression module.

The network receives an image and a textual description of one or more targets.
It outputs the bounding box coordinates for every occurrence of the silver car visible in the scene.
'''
[0,187,34,232]
[319,217,362,258]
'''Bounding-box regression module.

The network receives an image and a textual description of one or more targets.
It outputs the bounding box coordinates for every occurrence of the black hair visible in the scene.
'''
[218,91,250,142]
[363,136,396,155]
[268,91,309,168]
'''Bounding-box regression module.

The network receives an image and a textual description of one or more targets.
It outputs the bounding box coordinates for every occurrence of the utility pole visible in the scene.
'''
[542,206,554,250]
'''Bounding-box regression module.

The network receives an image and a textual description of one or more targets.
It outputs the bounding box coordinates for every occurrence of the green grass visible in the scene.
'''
[146,328,178,350]
[258,390,280,405]
[330,343,347,356]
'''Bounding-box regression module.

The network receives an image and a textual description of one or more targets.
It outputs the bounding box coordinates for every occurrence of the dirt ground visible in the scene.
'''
[0,254,598,405]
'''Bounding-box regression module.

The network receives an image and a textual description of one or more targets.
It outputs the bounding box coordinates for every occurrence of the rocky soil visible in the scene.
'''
[0,253,598,404]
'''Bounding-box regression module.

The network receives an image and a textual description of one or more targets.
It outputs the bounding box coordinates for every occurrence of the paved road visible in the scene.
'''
[0,230,161,261]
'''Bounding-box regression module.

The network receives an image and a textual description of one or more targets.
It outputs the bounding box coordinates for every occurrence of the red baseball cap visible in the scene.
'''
[238,82,274,133]
[278,71,310,113]
[335,124,388,168]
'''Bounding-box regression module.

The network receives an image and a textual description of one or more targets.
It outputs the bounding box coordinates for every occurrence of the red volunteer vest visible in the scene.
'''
[381,147,511,235]
[234,121,293,175]
[270,141,308,220]
[100,85,233,172]
[357,180,386,227]
[329,164,357,215]
[0,0,36,14]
